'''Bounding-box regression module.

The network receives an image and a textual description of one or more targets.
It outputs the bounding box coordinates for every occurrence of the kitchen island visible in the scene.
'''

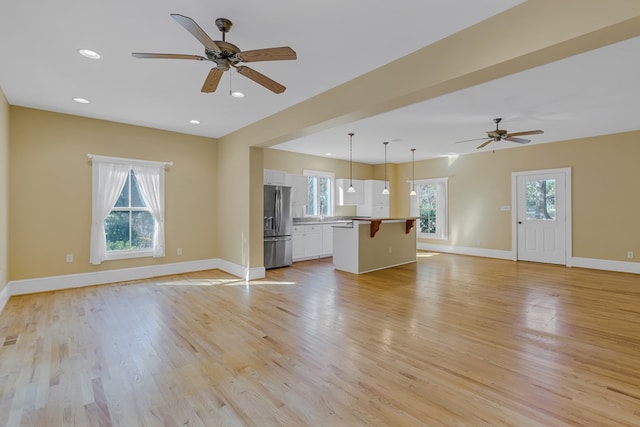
[332,218,417,274]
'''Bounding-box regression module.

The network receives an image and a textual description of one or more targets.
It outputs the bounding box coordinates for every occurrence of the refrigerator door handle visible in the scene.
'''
[275,187,281,236]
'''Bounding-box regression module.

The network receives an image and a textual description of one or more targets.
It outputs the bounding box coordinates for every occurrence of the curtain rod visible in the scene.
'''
[87,153,173,167]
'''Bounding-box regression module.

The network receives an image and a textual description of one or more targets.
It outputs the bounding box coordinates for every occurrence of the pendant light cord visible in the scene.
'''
[349,133,354,187]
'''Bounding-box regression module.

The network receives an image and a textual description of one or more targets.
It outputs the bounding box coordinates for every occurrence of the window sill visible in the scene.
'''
[105,249,153,261]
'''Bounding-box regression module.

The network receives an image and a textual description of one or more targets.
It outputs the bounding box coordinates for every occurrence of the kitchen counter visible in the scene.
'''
[293,217,354,226]
[333,218,417,274]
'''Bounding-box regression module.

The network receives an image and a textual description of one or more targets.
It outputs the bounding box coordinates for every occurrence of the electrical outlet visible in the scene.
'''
[177,248,183,256]
[627,251,634,259]
[476,240,481,246]
[66,254,74,263]
[388,247,392,253]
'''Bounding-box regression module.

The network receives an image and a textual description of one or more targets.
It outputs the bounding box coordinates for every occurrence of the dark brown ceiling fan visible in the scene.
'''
[456,118,544,149]
[132,14,297,94]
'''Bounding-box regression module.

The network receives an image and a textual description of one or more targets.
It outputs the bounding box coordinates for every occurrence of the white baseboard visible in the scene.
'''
[417,242,514,260]
[216,258,266,281]
[571,257,640,274]
[6,258,267,298]
[0,285,9,313]
[418,242,639,275]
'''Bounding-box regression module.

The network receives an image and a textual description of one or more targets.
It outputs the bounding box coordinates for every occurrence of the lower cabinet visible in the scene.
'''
[321,224,333,256]
[292,225,323,261]
[292,224,334,261]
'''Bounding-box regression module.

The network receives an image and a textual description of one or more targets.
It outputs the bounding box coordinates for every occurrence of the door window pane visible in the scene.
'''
[526,179,556,220]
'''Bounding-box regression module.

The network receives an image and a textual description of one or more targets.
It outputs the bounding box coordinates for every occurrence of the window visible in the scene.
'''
[525,178,556,220]
[410,178,448,239]
[303,169,334,217]
[90,155,166,264]
[106,170,155,252]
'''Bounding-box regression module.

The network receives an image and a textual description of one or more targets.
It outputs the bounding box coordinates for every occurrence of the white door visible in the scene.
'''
[515,170,568,265]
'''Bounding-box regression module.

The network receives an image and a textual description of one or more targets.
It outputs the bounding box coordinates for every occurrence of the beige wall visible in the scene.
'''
[394,131,640,263]
[216,139,251,268]
[0,87,8,293]
[9,107,218,281]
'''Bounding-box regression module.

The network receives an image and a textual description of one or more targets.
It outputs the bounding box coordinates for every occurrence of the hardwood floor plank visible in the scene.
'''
[1,253,640,425]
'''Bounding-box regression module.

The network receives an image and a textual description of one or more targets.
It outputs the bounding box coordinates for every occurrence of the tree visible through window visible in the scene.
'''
[304,170,334,217]
[526,179,556,220]
[410,178,448,239]
[105,170,155,251]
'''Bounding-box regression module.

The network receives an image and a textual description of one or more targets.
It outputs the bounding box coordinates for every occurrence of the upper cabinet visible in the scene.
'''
[264,169,288,186]
[335,179,365,206]
[357,180,390,218]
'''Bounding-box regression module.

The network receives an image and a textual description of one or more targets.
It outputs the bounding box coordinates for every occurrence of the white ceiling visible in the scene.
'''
[1,1,638,164]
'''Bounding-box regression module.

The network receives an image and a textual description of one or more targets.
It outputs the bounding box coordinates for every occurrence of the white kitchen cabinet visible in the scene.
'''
[321,224,333,256]
[264,169,288,185]
[335,179,364,206]
[357,180,390,217]
[292,224,323,261]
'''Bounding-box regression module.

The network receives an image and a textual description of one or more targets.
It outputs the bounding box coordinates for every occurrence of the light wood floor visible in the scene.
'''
[1,253,640,426]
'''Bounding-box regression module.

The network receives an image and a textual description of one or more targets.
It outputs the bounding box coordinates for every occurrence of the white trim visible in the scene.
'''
[88,153,173,168]
[418,242,639,275]
[417,242,513,260]
[5,258,267,298]
[511,167,572,265]
[0,285,9,313]
[571,257,640,275]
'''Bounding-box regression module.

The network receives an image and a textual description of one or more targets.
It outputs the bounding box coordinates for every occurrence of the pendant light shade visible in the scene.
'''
[382,141,390,195]
[410,148,417,196]
[347,133,356,193]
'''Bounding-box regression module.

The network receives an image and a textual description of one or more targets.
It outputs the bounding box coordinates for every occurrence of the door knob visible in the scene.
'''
[518,221,522,224]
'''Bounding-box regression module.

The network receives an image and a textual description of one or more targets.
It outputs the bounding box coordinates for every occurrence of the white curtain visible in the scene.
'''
[90,161,130,264]
[132,164,165,257]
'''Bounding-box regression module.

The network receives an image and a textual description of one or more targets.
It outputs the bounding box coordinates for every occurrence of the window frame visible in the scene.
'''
[105,169,155,261]
[303,169,335,218]
[410,177,449,240]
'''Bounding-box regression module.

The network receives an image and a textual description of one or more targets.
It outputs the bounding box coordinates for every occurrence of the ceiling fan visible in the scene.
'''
[456,118,544,149]
[132,14,297,94]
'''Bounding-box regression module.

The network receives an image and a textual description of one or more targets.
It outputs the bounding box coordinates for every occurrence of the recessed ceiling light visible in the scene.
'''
[73,97,90,104]
[325,153,332,156]
[230,91,245,98]
[78,49,101,59]
[189,119,200,125]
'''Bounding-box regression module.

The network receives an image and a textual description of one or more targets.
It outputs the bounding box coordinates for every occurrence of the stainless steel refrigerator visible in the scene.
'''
[264,185,293,269]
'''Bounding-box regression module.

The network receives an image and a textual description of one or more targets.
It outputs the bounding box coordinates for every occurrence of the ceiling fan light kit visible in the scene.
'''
[132,14,296,94]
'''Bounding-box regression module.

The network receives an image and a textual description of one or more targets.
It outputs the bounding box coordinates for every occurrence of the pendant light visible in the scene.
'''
[410,148,417,196]
[382,141,390,195]
[347,133,356,193]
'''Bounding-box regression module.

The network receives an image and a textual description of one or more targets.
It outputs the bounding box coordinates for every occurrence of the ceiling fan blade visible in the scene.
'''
[504,136,530,144]
[506,130,544,137]
[201,68,224,93]
[132,53,207,61]
[236,65,286,94]
[171,14,220,52]
[454,137,489,144]
[477,139,493,149]
[236,47,297,62]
